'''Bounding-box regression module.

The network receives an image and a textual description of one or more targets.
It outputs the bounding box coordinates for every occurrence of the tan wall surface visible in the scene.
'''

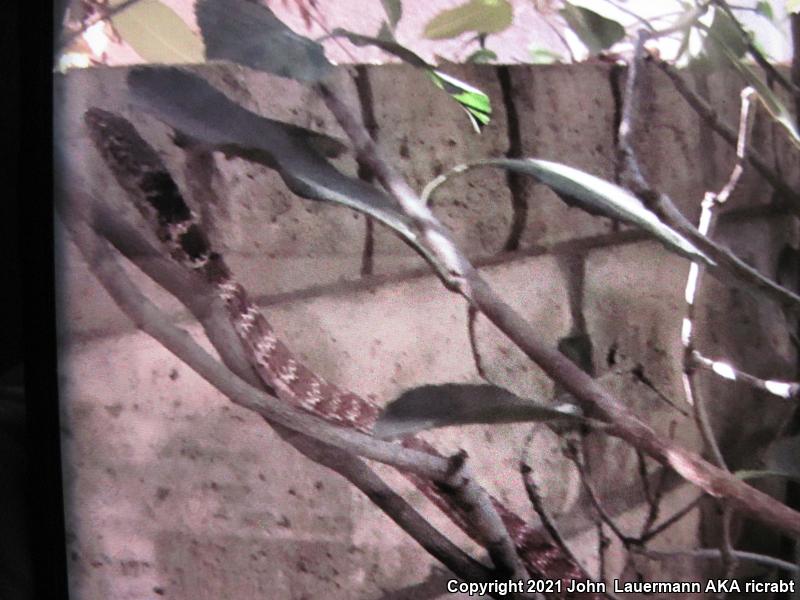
[55,62,798,599]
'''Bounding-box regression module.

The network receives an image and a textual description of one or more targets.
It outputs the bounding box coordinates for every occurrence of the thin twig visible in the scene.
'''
[691,351,800,400]
[467,305,490,381]
[520,436,592,581]
[565,442,633,545]
[640,494,705,543]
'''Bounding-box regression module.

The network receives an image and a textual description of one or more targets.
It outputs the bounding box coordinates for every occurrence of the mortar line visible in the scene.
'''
[496,66,528,252]
[353,65,378,276]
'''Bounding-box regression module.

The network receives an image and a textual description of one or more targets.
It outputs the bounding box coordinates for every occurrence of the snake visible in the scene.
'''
[83,106,605,599]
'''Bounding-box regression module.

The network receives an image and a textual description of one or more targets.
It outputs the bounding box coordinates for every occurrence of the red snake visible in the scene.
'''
[84,107,606,599]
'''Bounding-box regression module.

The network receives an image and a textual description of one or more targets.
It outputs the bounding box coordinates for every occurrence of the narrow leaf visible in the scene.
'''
[702,7,749,63]
[195,0,332,82]
[422,159,714,265]
[466,48,498,63]
[559,2,624,55]
[126,67,441,267]
[381,0,403,29]
[423,0,513,40]
[110,0,204,63]
[756,1,774,21]
[373,383,582,439]
[529,47,562,64]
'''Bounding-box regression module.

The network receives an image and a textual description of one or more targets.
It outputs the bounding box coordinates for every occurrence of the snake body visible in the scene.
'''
[84,107,603,599]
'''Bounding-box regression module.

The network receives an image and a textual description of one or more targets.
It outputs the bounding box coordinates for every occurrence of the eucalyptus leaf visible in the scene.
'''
[126,67,441,266]
[466,48,498,63]
[529,47,562,64]
[195,0,332,82]
[110,0,204,63]
[373,383,583,439]
[422,159,714,265]
[381,0,403,29]
[756,1,774,21]
[559,2,624,55]
[423,0,513,40]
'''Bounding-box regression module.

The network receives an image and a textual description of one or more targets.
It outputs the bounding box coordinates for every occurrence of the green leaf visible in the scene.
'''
[126,67,441,268]
[529,47,562,64]
[109,0,204,63]
[423,0,513,40]
[559,2,624,55]
[195,0,332,82]
[422,159,714,265]
[786,0,800,14]
[429,70,492,132]
[373,383,583,439]
[380,0,403,29]
[466,48,498,63]
[329,30,492,130]
[756,1,774,21]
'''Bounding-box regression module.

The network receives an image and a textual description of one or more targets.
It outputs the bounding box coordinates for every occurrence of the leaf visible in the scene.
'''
[109,0,204,63]
[466,48,498,63]
[423,0,513,40]
[559,2,624,55]
[381,0,403,29]
[429,70,492,132]
[422,159,714,265]
[788,0,800,14]
[195,0,332,82]
[529,47,562,64]
[373,383,583,439]
[329,30,492,130]
[702,6,749,63]
[756,1,774,21]
[126,67,441,268]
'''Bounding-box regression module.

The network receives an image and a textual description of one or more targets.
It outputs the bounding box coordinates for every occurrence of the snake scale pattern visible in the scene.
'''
[84,106,604,599]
